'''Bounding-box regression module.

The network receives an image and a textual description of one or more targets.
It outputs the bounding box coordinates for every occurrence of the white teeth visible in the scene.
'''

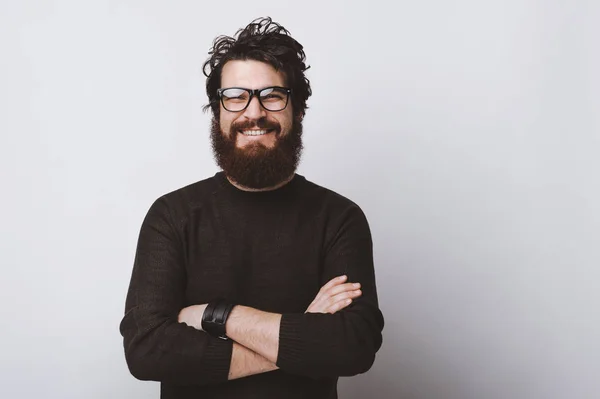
[241,129,269,136]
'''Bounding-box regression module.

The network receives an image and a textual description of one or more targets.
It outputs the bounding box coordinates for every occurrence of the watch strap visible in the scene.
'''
[201,300,235,340]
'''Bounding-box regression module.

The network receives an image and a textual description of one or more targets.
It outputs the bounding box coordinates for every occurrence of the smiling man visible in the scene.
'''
[210,59,302,190]
[120,17,384,399]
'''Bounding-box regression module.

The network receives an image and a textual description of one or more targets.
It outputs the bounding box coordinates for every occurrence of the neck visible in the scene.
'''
[226,174,295,192]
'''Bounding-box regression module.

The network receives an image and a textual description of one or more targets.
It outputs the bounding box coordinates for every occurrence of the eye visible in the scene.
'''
[263,93,283,100]
[221,89,248,100]
[260,88,287,101]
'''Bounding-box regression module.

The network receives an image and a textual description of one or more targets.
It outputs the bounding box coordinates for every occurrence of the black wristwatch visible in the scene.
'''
[201,300,235,340]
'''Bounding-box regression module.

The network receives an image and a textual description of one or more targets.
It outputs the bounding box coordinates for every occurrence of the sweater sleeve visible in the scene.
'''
[276,203,385,378]
[119,197,233,385]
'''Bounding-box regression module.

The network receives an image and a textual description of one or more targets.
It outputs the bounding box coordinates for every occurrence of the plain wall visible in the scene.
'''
[1,1,599,398]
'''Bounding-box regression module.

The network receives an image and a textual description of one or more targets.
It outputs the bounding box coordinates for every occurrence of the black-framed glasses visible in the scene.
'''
[217,86,291,112]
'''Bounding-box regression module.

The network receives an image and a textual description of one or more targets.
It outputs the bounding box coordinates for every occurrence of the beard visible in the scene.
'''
[210,115,304,189]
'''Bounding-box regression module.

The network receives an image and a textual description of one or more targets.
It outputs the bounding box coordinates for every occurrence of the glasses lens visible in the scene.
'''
[259,87,289,111]
[221,88,250,112]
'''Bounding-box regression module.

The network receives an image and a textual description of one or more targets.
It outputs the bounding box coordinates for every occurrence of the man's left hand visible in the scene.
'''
[178,304,208,330]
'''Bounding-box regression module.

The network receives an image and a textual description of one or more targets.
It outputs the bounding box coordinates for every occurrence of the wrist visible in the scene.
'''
[177,304,207,330]
[195,304,207,330]
[201,300,236,340]
[224,305,246,337]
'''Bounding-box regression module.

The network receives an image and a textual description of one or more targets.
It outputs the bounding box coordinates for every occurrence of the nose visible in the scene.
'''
[242,95,267,120]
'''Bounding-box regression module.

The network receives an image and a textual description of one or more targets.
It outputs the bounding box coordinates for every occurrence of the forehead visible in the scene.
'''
[221,60,286,89]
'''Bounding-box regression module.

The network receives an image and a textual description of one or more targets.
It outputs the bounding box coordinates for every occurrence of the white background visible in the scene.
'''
[1,1,599,398]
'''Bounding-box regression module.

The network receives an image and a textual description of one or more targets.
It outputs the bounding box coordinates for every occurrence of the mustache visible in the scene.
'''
[231,118,281,132]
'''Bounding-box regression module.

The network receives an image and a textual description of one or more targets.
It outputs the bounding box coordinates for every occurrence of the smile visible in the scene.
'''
[240,129,274,136]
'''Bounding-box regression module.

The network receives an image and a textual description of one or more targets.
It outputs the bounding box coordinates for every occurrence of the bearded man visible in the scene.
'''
[120,17,384,399]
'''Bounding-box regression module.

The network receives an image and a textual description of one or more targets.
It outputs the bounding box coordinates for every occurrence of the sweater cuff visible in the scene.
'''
[198,336,233,382]
[276,313,306,371]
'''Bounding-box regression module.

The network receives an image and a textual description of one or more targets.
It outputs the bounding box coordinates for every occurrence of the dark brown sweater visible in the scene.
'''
[119,172,384,398]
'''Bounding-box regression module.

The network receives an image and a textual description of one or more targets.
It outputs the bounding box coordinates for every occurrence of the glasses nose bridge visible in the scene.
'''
[244,89,266,115]
[247,89,264,108]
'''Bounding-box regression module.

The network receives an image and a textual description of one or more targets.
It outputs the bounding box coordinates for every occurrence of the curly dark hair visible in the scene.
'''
[202,17,312,118]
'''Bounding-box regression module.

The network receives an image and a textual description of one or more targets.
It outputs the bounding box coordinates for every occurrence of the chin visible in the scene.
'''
[236,139,276,151]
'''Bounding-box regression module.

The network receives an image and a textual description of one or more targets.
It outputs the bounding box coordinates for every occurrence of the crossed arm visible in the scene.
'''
[177,276,362,380]
[120,198,384,385]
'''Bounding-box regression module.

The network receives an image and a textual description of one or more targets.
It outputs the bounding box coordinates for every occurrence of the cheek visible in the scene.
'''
[276,111,294,134]
[220,114,234,137]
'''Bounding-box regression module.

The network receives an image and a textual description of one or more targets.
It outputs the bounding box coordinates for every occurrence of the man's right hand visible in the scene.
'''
[305,275,362,314]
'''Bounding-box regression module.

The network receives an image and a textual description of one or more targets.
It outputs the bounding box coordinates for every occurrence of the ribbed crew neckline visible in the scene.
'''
[214,171,304,199]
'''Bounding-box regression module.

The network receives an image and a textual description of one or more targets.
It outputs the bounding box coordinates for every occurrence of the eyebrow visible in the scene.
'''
[221,86,287,90]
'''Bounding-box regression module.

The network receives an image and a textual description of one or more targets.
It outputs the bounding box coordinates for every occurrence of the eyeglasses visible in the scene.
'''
[217,86,291,112]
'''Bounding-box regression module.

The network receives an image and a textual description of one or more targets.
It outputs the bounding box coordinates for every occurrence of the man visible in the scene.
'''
[120,17,384,399]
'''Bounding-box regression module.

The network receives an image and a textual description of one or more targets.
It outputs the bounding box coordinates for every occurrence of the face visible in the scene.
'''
[220,60,294,149]
[211,60,303,189]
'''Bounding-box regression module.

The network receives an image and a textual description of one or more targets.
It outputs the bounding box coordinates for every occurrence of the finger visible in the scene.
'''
[327,298,354,314]
[328,289,362,308]
[314,282,359,305]
[311,288,361,314]
[327,282,361,297]
[319,275,347,293]
[314,275,348,302]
